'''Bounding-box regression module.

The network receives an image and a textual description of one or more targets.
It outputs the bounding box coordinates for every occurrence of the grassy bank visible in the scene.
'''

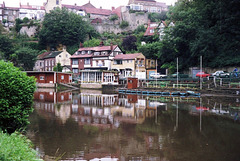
[0,131,42,161]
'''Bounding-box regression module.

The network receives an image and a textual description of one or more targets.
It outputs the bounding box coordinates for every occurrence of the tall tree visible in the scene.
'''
[39,7,98,49]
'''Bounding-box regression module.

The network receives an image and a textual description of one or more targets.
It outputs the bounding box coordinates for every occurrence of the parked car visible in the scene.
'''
[196,72,211,78]
[150,73,167,79]
[219,71,230,78]
[212,71,225,77]
[171,72,189,78]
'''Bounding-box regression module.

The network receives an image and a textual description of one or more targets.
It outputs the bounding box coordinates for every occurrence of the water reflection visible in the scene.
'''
[28,89,240,161]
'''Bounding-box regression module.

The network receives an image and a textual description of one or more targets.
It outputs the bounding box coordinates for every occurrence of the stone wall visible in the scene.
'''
[92,10,148,34]
[20,26,38,37]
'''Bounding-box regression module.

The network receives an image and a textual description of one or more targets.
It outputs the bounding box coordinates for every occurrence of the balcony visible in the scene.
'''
[72,64,78,68]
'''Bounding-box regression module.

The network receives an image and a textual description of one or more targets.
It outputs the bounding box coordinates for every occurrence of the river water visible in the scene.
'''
[27,89,240,161]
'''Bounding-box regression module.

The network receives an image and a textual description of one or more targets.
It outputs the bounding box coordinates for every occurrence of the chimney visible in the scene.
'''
[79,42,83,48]
[27,2,29,6]
[112,7,115,10]
[63,45,66,52]
[110,42,113,51]
[74,3,77,6]
[100,6,102,9]
[99,41,104,47]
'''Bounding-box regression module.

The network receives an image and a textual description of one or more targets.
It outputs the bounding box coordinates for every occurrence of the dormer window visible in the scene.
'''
[88,51,92,54]
[82,51,86,54]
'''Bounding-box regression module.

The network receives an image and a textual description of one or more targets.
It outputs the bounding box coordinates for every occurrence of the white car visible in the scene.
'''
[150,73,167,79]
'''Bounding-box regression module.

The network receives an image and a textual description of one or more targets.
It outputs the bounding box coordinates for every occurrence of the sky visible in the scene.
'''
[1,0,177,9]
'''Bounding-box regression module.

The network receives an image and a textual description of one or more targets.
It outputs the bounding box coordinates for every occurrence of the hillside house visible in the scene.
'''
[128,0,168,13]
[34,46,71,71]
[111,53,146,79]
[70,43,123,78]
[19,3,45,20]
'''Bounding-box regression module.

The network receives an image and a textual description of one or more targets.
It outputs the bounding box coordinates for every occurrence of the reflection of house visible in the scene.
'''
[112,53,146,79]
[34,46,71,71]
[34,90,72,123]
[27,71,72,87]
[128,0,168,13]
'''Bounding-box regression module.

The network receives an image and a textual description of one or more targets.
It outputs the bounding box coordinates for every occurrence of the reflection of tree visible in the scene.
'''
[136,108,240,161]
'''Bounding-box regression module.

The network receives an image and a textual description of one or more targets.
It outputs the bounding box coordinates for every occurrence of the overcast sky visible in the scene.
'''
[1,0,177,9]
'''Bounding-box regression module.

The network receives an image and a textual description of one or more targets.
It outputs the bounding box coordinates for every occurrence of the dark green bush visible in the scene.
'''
[0,60,36,133]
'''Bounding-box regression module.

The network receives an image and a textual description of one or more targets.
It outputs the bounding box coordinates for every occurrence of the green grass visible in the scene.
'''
[0,131,42,161]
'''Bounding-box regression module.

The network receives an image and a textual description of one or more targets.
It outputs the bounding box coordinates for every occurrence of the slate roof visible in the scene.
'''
[37,51,51,60]
[113,53,141,60]
[44,51,62,59]
[70,45,118,58]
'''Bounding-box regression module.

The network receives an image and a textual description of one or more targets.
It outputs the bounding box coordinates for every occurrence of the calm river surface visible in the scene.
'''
[27,89,240,161]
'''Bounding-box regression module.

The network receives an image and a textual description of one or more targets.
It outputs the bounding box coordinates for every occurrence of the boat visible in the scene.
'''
[171,91,181,96]
[162,92,170,96]
[186,91,200,96]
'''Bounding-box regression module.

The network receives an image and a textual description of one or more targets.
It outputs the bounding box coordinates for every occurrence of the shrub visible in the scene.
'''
[120,21,129,29]
[0,131,41,160]
[109,14,118,21]
[0,61,36,133]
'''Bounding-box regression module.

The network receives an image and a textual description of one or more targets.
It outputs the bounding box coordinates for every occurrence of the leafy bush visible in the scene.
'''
[0,61,36,133]
[120,21,129,29]
[0,131,41,160]
[109,14,118,21]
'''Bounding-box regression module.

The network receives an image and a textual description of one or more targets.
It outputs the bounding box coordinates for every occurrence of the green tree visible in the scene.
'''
[53,63,63,72]
[11,47,39,70]
[15,18,23,33]
[138,41,162,59]
[39,7,97,49]
[0,61,36,133]
[160,0,240,69]
[0,34,14,60]
[83,38,101,47]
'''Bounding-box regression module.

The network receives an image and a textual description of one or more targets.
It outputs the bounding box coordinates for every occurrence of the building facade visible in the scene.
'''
[111,53,146,79]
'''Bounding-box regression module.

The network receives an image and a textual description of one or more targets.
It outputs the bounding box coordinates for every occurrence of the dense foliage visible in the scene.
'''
[39,7,98,49]
[158,0,240,70]
[0,131,41,160]
[0,61,36,133]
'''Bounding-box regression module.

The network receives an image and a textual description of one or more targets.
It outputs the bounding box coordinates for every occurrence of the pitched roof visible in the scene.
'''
[70,45,118,58]
[37,51,51,60]
[44,51,62,59]
[82,7,112,16]
[81,2,96,8]
[144,21,158,36]
[77,45,117,52]
[113,53,142,60]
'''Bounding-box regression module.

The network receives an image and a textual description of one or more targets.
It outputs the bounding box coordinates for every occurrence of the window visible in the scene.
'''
[61,75,64,80]
[56,0,59,5]
[114,60,122,65]
[40,76,44,80]
[85,58,90,65]
[72,69,78,73]
[59,55,61,57]
[72,59,78,65]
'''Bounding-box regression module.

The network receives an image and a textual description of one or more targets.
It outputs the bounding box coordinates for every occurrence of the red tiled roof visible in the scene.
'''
[62,4,82,10]
[77,45,117,52]
[144,21,158,36]
[82,7,112,16]
[113,53,141,60]
[135,0,156,2]
[112,6,122,19]
[81,2,96,8]
[70,45,118,58]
